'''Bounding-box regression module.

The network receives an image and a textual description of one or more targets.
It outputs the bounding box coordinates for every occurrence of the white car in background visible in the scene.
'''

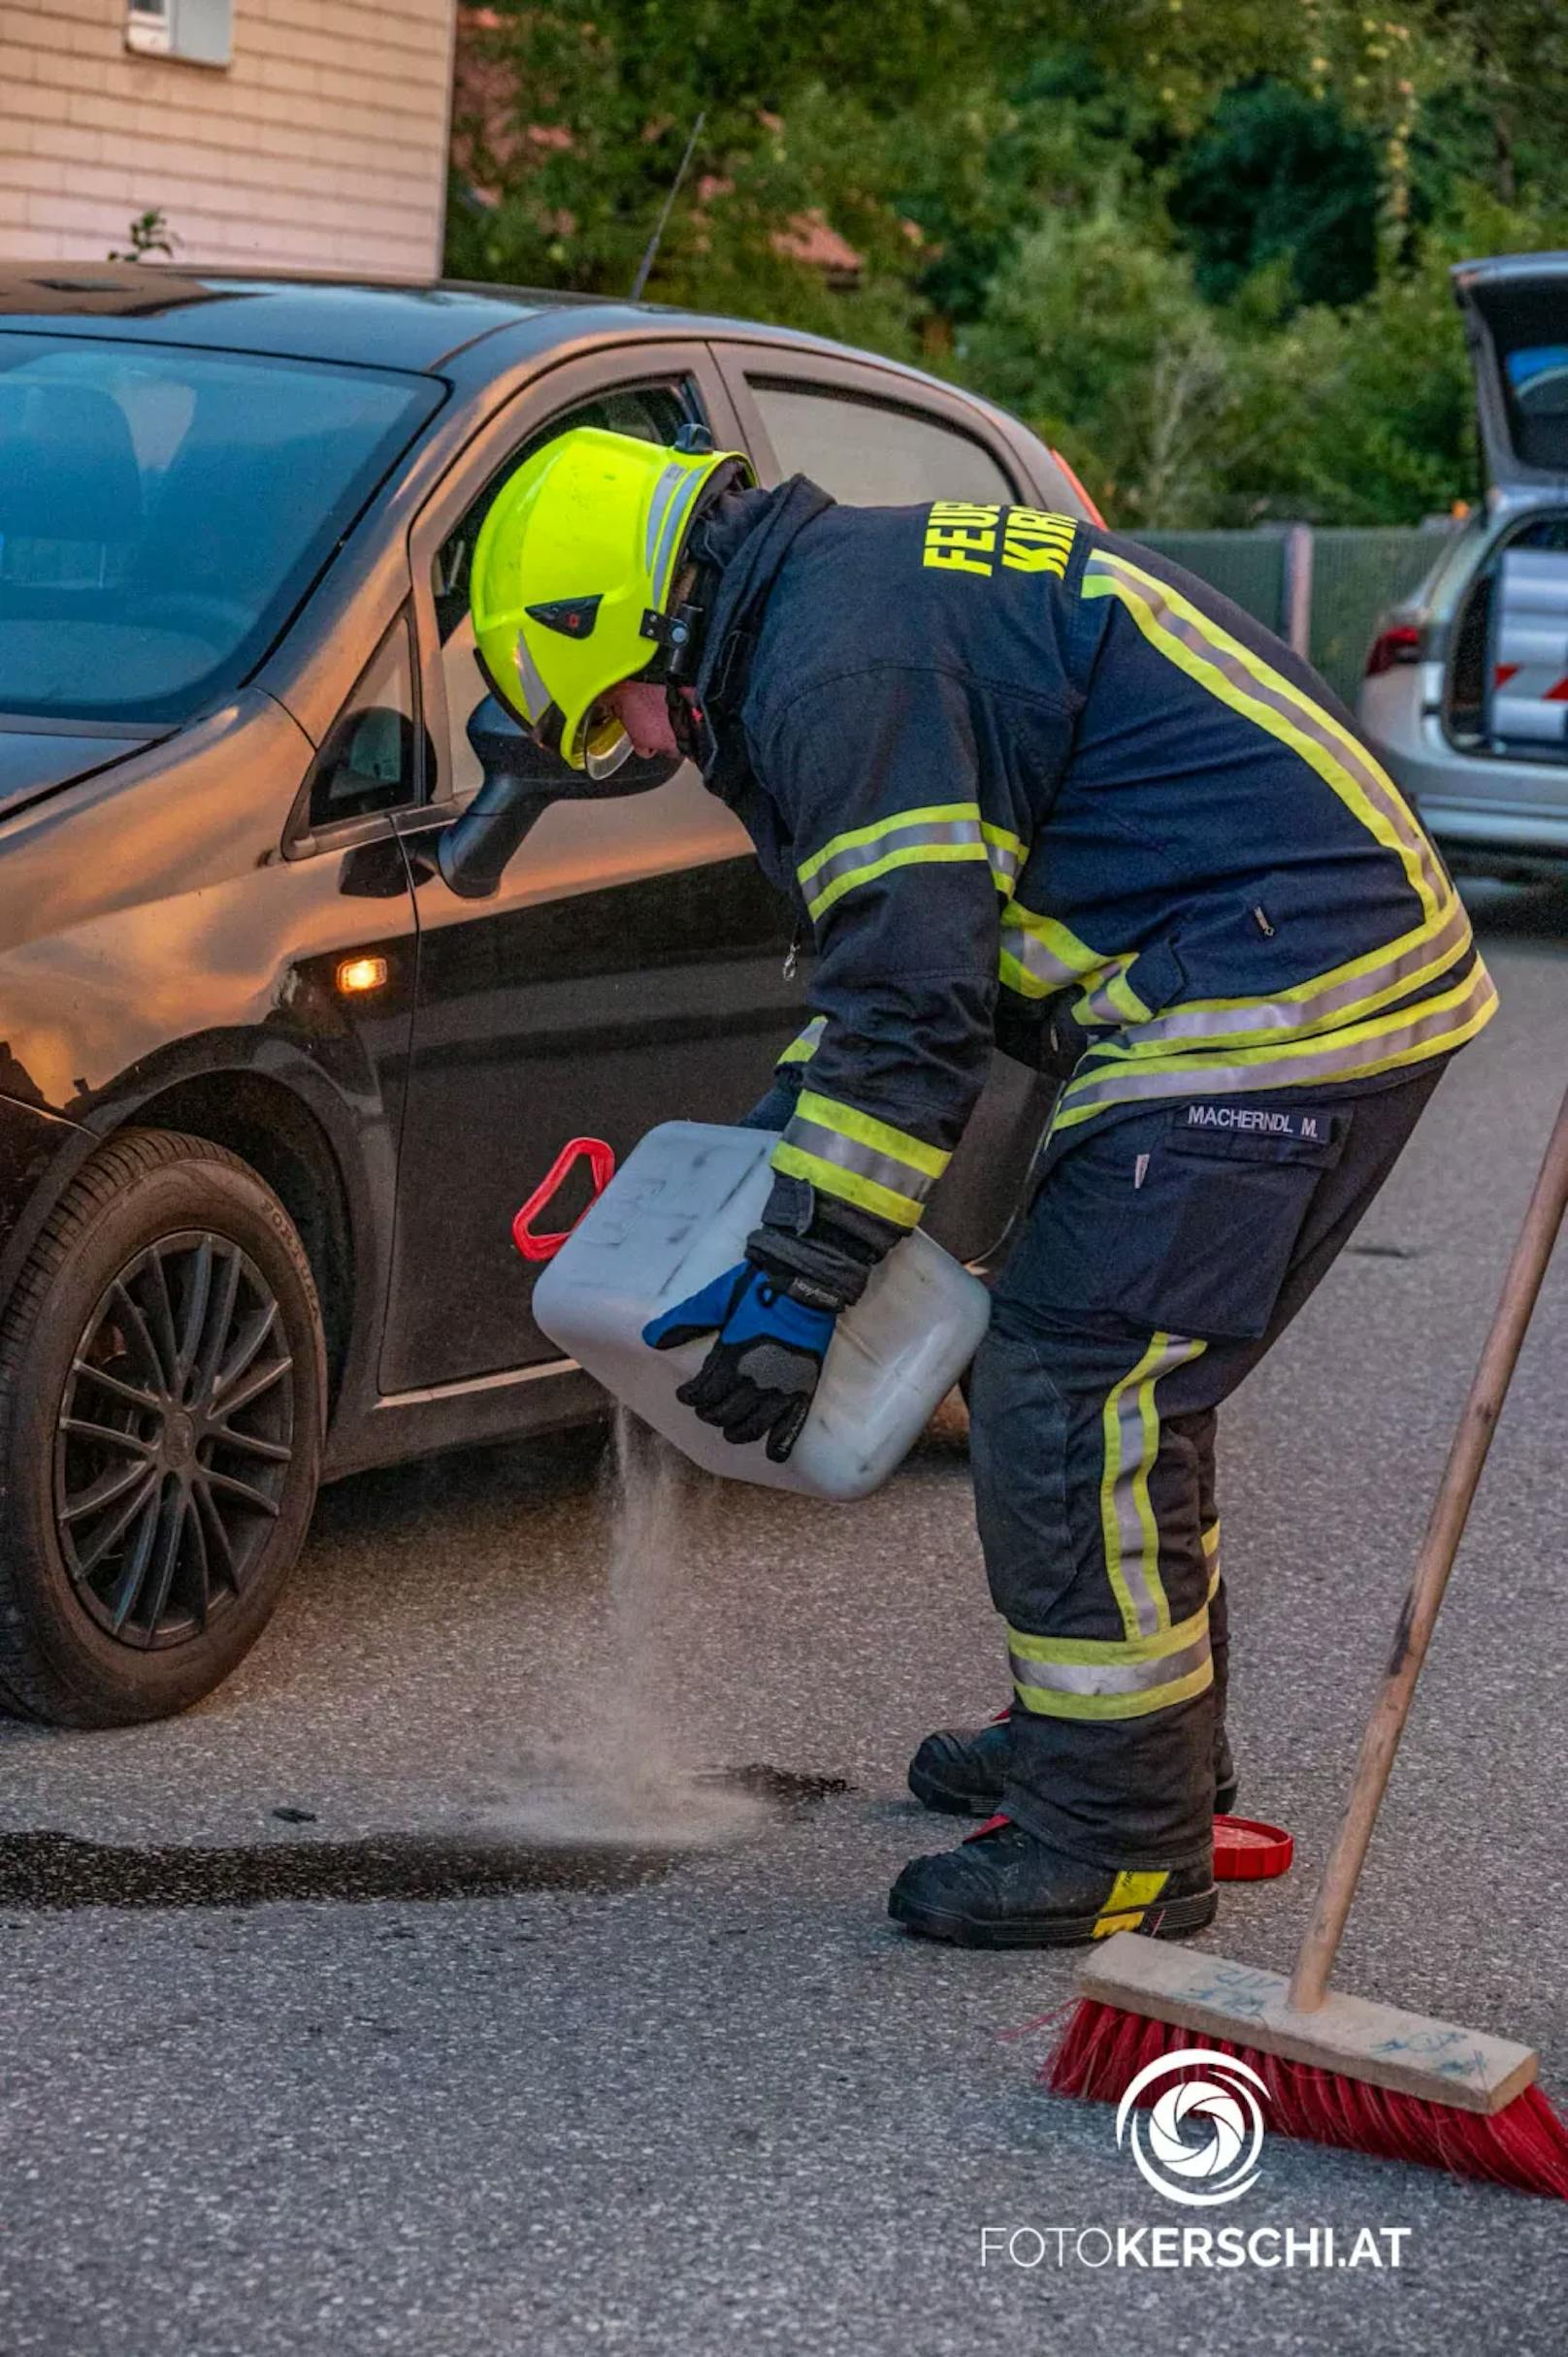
[1359,252,1568,876]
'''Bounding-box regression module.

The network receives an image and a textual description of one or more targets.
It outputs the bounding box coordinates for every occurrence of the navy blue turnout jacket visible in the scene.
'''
[688,479,1494,1253]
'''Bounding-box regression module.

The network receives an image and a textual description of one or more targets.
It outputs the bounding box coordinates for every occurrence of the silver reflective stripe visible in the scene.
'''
[805,815,989,903]
[1064,959,1498,1115]
[643,462,687,573]
[1009,1622,1211,1701]
[778,1015,826,1065]
[1089,550,1451,919]
[780,1114,936,1204]
[1122,899,1474,1050]
[650,468,703,605]
[1075,957,1149,1028]
[983,832,1025,892]
[1106,1333,1205,1638]
[512,628,553,725]
[998,909,1098,995]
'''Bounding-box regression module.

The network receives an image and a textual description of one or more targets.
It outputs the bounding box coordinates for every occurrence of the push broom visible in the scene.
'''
[1044,1079,1568,2199]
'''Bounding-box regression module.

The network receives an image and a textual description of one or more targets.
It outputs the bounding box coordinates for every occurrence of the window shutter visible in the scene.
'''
[171,0,234,66]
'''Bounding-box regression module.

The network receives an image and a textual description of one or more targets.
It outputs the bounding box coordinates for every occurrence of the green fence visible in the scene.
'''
[1139,524,1458,708]
[1309,528,1455,706]
[1137,531,1289,637]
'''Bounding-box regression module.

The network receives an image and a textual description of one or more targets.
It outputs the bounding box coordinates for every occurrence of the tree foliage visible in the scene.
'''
[1167,82,1381,310]
[448,1,1568,525]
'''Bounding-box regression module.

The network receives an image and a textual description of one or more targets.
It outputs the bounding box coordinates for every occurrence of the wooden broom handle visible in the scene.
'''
[1288,1080,1568,2014]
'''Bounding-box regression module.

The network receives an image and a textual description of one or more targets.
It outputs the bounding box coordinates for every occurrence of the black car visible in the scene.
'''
[0,263,1091,1728]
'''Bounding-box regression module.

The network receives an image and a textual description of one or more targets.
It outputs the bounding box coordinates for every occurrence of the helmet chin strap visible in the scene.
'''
[667,679,705,765]
[646,471,748,769]
[651,573,717,767]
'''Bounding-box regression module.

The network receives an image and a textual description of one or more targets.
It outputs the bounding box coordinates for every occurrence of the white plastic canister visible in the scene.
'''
[532,1122,991,1500]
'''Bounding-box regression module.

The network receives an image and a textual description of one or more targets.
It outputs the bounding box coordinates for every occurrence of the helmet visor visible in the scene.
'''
[572,696,635,779]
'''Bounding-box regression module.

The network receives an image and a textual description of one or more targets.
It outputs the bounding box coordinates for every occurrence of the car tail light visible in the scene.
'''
[1365,622,1424,676]
[1048,446,1107,528]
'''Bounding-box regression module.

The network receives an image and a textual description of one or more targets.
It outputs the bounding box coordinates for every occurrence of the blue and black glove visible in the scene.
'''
[641,1260,842,1464]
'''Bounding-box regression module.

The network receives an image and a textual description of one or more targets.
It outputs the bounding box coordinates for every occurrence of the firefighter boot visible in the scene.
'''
[907,1715,1238,1817]
[888,1819,1217,1949]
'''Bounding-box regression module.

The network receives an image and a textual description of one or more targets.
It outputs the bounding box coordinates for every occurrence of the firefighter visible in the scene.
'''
[470,425,1496,1948]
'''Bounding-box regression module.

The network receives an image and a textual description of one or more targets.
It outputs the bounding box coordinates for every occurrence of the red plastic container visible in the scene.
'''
[1212,1813,1294,1882]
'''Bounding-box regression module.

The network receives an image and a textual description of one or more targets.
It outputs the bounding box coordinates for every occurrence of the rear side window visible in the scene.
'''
[748,380,1016,505]
[0,332,440,727]
[1504,345,1568,473]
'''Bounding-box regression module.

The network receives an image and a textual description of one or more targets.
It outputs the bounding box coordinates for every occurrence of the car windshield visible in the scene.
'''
[0,332,441,726]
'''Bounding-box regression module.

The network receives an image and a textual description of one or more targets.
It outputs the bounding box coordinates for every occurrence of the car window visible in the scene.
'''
[748,379,1015,505]
[430,381,693,799]
[0,333,440,727]
[309,612,418,829]
[1503,344,1568,472]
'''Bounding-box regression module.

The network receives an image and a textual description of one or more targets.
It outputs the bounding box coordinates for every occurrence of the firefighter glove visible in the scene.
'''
[641,1260,840,1463]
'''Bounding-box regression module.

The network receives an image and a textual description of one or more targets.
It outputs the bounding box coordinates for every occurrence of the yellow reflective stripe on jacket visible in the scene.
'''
[771,1089,951,1228]
[1075,956,1154,1028]
[793,1091,949,1176]
[1082,549,1451,929]
[998,900,1108,1000]
[997,905,1156,1030]
[1202,1517,1221,1600]
[777,1016,825,1067]
[1100,898,1477,1060]
[798,803,1025,922]
[770,1145,922,1228]
[1055,955,1497,1129]
[981,820,1028,895]
[997,890,1476,1057]
[1008,1600,1213,1722]
[1099,1332,1207,1640]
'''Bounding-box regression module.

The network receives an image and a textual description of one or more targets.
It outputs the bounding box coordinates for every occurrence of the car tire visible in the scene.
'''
[0,1129,327,1727]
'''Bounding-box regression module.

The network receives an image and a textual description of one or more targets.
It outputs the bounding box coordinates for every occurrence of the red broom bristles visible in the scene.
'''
[1043,1998,1568,2202]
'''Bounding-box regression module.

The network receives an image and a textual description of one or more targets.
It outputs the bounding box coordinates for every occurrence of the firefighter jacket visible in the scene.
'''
[689,480,1497,1254]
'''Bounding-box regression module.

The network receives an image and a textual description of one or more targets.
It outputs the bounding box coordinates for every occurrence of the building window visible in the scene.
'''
[125,0,234,68]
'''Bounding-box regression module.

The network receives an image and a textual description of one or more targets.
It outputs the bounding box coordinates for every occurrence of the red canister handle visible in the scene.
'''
[511,1136,616,1262]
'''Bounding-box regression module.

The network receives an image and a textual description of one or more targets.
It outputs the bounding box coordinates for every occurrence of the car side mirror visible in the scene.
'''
[435,696,680,900]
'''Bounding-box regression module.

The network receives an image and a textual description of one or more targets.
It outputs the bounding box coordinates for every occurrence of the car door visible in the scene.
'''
[710,342,1062,1264]
[1427,257,1568,818]
[380,346,800,1394]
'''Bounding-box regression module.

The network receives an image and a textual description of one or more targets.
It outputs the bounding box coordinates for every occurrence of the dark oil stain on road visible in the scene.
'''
[708,1764,851,1806]
[0,1766,849,1913]
[0,1828,673,1912]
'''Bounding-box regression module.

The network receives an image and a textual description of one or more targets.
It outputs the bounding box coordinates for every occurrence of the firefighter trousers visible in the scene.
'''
[968,1065,1445,1870]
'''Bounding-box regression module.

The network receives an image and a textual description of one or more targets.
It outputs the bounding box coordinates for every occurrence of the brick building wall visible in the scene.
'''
[0,0,457,277]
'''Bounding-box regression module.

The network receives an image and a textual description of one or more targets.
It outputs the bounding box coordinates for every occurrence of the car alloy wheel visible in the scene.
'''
[54,1230,295,1651]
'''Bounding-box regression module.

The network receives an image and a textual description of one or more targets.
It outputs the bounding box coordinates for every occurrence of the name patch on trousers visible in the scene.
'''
[1177,1102,1337,1146]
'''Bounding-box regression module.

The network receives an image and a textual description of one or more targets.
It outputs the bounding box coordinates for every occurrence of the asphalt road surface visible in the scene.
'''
[3,881,1567,2356]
